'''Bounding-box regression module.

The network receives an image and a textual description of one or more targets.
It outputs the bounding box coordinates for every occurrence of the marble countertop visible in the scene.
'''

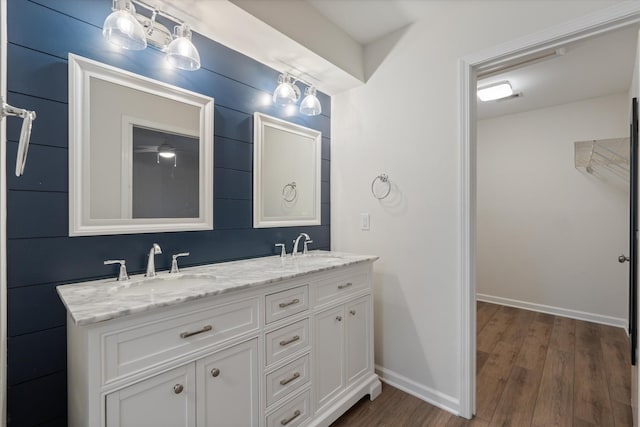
[57,251,378,326]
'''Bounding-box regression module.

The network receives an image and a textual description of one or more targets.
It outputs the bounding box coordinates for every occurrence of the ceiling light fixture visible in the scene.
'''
[477,81,513,102]
[157,143,177,167]
[102,0,201,71]
[272,73,322,116]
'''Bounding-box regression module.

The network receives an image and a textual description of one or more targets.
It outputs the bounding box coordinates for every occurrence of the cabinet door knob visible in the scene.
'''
[173,384,184,394]
[211,368,220,377]
[350,310,356,315]
[336,316,342,322]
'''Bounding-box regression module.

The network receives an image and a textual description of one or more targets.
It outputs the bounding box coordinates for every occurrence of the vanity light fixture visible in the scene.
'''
[477,81,513,102]
[272,73,322,116]
[165,24,200,71]
[273,73,300,107]
[102,0,201,71]
[102,0,147,50]
[299,86,322,116]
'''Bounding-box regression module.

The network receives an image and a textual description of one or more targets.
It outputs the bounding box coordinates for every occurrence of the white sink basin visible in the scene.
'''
[107,273,217,296]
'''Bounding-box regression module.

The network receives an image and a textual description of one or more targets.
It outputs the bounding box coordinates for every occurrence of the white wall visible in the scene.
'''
[477,93,629,324]
[331,0,625,413]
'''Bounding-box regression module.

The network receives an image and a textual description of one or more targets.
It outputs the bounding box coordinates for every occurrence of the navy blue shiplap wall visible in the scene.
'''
[6,1,330,425]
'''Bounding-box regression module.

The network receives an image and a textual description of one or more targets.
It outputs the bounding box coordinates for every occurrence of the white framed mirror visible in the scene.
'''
[69,54,214,236]
[253,113,321,228]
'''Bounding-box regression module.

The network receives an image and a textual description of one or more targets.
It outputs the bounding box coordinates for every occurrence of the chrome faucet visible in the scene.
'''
[145,243,162,277]
[292,233,311,257]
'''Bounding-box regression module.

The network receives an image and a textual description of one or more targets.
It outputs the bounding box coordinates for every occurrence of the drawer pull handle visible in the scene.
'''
[338,282,353,290]
[173,384,184,394]
[350,310,356,315]
[281,410,301,425]
[179,325,213,339]
[279,298,300,308]
[211,368,220,378]
[279,335,300,346]
[336,316,342,322]
[279,372,300,385]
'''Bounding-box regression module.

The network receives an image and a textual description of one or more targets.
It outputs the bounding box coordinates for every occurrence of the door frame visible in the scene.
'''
[458,3,640,418]
[1,0,7,423]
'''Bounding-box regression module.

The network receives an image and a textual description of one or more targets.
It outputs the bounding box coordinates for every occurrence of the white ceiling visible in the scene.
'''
[305,0,415,45]
[477,24,638,119]
[306,1,637,119]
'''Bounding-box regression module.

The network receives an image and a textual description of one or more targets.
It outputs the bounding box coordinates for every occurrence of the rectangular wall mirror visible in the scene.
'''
[69,54,214,236]
[253,113,321,228]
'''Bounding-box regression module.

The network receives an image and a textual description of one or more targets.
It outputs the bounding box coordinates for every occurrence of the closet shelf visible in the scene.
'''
[574,137,629,180]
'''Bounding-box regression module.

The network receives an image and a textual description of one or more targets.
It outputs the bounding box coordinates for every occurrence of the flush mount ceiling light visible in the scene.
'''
[477,81,513,102]
[102,0,201,71]
[272,73,322,116]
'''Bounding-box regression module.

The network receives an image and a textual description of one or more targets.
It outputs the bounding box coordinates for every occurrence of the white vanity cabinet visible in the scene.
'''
[104,338,258,427]
[61,254,380,427]
[105,364,196,427]
[313,288,372,414]
[196,339,259,427]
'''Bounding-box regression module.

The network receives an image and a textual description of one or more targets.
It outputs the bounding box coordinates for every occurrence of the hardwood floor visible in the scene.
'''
[331,302,632,426]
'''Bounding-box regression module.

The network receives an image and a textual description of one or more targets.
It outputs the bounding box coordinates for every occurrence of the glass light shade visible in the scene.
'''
[166,25,201,71]
[299,86,321,116]
[273,73,300,107]
[273,82,297,106]
[477,82,513,102]
[102,1,147,51]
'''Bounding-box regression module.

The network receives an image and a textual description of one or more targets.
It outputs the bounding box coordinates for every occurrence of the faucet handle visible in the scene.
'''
[303,240,313,254]
[275,243,286,258]
[171,252,190,274]
[104,259,129,281]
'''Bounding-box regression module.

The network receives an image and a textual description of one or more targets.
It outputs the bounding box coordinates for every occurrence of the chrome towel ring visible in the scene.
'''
[371,173,391,199]
[282,181,297,202]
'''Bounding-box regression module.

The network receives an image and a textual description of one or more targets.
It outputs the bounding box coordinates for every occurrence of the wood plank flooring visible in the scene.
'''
[331,302,632,426]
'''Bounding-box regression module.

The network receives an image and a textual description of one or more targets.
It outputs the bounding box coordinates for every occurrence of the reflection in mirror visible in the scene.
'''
[69,54,213,236]
[132,127,199,219]
[254,113,321,228]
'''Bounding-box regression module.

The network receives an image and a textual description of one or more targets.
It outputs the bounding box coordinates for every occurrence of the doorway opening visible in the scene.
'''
[459,3,640,420]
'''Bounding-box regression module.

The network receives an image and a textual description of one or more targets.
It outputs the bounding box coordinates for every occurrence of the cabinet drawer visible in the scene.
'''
[265,319,309,366]
[103,298,259,383]
[265,285,309,324]
[313,270,369,307]
[266,354,310,407]
[266,390,310,427]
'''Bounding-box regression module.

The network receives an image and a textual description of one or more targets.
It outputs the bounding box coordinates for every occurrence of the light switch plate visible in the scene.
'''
[360,213,370,231]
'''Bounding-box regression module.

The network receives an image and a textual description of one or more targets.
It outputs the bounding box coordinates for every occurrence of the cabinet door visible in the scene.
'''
[196,339,259,427]
[346,296,371,383]
[105,364,196,427]
[314,305,345,409]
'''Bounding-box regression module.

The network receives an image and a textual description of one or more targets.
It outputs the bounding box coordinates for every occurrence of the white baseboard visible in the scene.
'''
[374,365,460,416]
[476,293,627,329]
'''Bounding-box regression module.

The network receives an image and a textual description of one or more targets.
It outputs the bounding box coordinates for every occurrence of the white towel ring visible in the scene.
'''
[282,181,297,202]
[371,174,391,200]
